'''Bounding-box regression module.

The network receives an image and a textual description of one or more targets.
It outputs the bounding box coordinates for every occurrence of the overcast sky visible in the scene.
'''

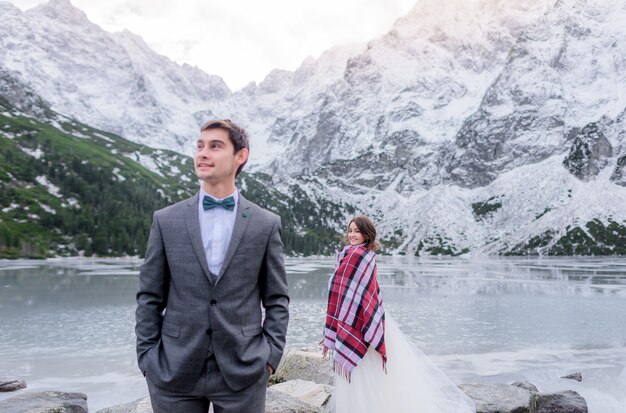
[8,0,417,90]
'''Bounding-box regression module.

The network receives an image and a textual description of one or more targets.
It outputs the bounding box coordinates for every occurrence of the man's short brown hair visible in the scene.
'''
[200,119,250,176]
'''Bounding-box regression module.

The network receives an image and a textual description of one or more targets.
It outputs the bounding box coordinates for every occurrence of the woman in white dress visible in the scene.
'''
[322,215,476,413]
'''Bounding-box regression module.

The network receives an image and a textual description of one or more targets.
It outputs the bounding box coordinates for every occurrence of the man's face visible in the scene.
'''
[194,128,247,185]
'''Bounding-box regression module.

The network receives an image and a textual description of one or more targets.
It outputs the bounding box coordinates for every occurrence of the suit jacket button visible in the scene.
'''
[206,328,213,335]
[210,299,217,306]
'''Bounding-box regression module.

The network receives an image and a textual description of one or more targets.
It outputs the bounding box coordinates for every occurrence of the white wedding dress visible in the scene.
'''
[332,314,476,413]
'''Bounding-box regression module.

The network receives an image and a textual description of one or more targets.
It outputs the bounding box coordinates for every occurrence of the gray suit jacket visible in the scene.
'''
[135,193,289,392]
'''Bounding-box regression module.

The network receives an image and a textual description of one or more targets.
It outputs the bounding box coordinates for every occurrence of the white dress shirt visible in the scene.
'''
[198,187,239,276]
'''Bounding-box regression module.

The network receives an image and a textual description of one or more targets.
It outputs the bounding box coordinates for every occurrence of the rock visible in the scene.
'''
[265,387,322,413]
[530,390,588,413]
[0,378,27,392]
[96,396,153,413]
[0,391,88,413]
[560,372,583,382]
[97,391,323,413]
[271,349,333,386]
[563,122,613,181]
[270,380,332,410]
[298,345,323,353]
[460,383,533,413]
[511,380,539,392]
[611,153,626,186]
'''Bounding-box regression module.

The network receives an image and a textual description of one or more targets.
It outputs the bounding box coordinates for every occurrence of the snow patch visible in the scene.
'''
[112,167,126,182]
[93,132,113,142]
[35,175,62,197]
[40,203,56,214]
[2,203,19,212]
[125,152,164,177]
[62,197,80,209]
[20,146,44,159]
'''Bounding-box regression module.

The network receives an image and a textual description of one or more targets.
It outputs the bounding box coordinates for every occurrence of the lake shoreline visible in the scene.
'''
[2,257,625,412]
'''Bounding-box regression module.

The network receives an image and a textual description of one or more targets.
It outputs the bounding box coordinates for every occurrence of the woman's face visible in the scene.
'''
[348,222,366,246]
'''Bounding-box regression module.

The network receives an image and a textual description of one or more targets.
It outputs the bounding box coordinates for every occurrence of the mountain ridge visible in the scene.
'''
[1,0,625,256]
[0,71,348,258]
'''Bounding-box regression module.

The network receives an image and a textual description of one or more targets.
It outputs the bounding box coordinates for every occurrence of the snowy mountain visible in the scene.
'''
[237,0,557,179]
[0,69,200,258]
[1,0,625,255]
[0,0,228,153]
[0,70,348,258]
[222,0,626,255]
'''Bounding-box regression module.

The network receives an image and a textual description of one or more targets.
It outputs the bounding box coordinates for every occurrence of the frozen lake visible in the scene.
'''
[1,256,625,412]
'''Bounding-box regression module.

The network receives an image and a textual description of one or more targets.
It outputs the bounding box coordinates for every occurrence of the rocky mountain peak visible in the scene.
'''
[0,2,20,15]
[1,0,625,256]
[28,0,91,25]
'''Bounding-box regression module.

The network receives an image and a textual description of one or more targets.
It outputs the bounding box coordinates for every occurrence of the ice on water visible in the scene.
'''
[1,256,625,412]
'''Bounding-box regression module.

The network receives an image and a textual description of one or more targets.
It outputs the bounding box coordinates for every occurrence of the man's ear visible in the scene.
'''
[236,148,249,166]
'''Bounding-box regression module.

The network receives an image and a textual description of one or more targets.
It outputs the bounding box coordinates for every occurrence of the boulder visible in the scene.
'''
[96,390,324,413]
[96,396,153,413]
[0,391,88,413]
[271,349,333,385]
[265,387,321,413]
[511,380,539,392]
[0,379,27,392]
[560,372,583,382]
[530,390,588,413]
[270,380,332,410]
[460,383,533,413]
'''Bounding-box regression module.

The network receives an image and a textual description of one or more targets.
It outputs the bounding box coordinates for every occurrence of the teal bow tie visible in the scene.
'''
[203,195,236,211]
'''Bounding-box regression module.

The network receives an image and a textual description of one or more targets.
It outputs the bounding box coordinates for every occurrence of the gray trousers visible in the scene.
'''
[147,356,270,413]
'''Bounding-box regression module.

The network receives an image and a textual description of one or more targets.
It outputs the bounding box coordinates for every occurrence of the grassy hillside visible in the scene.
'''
[0,105,198,258]
[238,173,349,256]
[0,101,346,258]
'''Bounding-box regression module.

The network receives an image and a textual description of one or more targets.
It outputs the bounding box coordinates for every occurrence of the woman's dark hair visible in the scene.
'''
[345,215,380,251]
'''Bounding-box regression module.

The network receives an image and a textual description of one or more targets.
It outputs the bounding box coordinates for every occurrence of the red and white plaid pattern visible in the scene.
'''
[322,244,386,381]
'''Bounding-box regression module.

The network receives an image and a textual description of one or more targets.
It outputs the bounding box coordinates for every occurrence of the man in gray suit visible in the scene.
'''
[135,119,289,412]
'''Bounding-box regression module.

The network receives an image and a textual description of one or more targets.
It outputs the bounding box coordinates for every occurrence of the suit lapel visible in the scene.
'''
[185,193,214,284]
[216,194,252,283]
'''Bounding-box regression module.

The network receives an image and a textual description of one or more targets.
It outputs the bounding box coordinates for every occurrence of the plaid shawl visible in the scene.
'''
[322,244,386,381]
